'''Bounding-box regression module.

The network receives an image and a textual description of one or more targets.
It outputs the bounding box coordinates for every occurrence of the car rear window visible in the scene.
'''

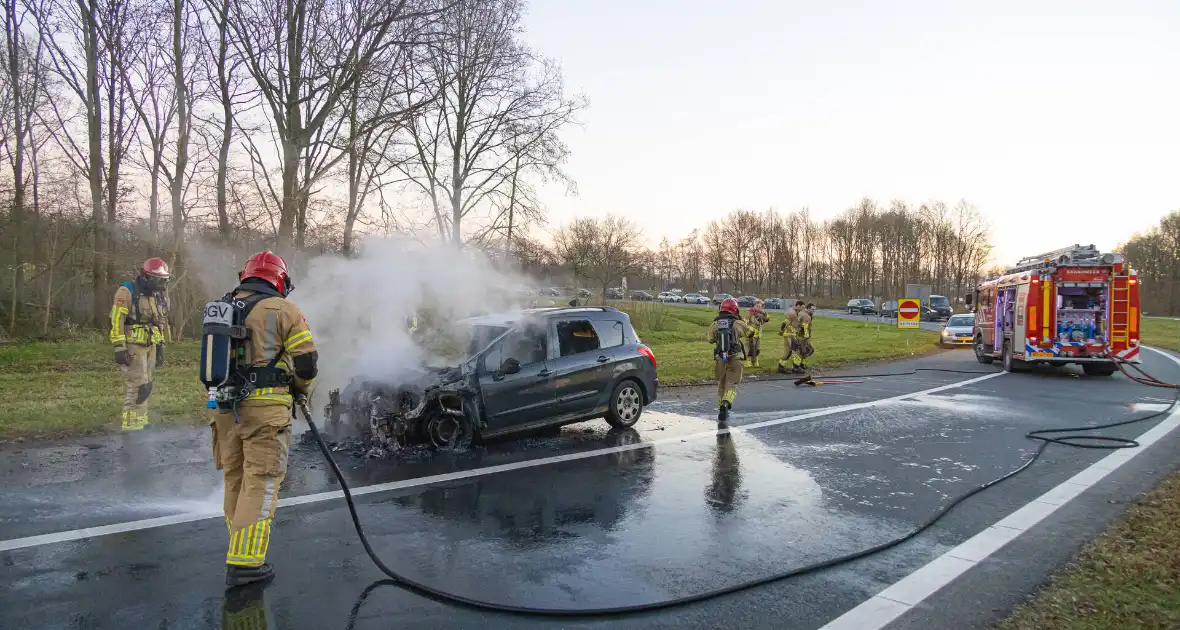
[591,319,625,348]
[948,315,974,326]
[557,320,601,356]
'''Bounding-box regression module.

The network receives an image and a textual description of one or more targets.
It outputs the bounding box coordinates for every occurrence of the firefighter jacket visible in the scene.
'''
[746,307,769,337]
[799,310,813,338]
[234,287,318,407]
[780,310,800,338]
[709,313,754,360]
[109,282,169,349]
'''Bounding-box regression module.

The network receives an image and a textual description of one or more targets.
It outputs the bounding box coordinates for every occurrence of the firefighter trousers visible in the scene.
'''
[120,343,155,431]
[778,335,803,369]
[212,404,292,567]
[798,338,815,361]
[745,337,762,367]
[715,357,744,407]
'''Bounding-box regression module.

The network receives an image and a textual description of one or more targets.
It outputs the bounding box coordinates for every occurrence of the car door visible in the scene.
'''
[549,317,611,416]
[478,323,556,432]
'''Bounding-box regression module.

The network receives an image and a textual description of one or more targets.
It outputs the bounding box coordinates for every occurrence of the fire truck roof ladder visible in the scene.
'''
[1006,244,1110,274]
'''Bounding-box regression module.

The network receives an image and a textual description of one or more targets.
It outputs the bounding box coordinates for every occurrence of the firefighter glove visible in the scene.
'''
[779,322,787,336]
[155,344,165,368]
[114,349,131,366]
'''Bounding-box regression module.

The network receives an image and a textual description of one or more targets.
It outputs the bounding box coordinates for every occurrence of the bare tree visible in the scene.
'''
[37,0,109,325]
[221,0,440,249]
[2,0,47,330]
[399,0,584,247]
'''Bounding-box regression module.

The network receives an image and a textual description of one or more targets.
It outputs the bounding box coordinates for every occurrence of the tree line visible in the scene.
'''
[1121,210,1180,317]
[0,0,583,338]
[542,199,994,304]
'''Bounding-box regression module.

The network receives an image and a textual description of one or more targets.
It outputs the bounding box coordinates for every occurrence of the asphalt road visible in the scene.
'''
[3,349,1179,629]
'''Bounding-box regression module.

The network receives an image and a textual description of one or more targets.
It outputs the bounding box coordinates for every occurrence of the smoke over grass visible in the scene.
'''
[296,238,531,403]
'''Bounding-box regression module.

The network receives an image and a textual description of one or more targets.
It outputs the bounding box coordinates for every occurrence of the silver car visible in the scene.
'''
[940,313,975,347]
[683,293,709,305]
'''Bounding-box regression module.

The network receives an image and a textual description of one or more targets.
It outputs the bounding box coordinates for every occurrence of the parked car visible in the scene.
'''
[659,292,683,303]
[846,298,876,315]
[539,287,561,297]
[683,293,710,305]
[630,290,654,301]
[939,313,975,348]
[577,289,591,299]
[711,293,733,305]
[604,287,625,300]
[325,306,659,451]
[764,297,785,310]
[736,295,758,307]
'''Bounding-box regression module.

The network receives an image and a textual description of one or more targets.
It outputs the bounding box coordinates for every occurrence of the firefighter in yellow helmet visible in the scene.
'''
[778,301,808,374]
[210,251,317,588]
[110,257,171,431]
[744,299,769,368]
[709,298,754,423]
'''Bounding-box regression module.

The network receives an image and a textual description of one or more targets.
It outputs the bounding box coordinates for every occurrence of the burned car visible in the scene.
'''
[325,306,659,456]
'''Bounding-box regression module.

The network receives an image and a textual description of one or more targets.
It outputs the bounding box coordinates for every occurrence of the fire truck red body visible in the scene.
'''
[969,244,1141,374]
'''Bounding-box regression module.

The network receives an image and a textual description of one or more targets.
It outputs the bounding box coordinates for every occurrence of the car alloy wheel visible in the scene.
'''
[616,385,641,424]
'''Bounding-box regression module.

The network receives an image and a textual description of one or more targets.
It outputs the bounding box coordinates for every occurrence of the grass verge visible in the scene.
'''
[0,303,939,439]
[998,470,1180,630]
[0,339,207,440]
[1141,317,1180,353]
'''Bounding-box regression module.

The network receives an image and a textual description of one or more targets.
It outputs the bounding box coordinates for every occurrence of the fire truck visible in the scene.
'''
[967,244,1141,375]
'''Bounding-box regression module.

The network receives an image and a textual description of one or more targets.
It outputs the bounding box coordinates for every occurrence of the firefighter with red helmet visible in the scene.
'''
[709,298,754,423]
[210,251,318,587]
[110,257,171,431]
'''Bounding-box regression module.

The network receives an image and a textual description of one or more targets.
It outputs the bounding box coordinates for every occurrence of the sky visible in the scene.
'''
[520,0,1180,266]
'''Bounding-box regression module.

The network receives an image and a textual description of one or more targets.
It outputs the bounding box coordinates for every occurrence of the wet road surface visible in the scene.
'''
[3,349,1180,629]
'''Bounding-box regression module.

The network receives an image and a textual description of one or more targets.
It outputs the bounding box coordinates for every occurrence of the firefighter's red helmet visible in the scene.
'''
[142,257,170,279]
[240,250,293,296]
[720,298,739,315]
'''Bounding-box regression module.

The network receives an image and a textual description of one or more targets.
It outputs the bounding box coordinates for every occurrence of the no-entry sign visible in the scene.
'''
[898,298,921,329]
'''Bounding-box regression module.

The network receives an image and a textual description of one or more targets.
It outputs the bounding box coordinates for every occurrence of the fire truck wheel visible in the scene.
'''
[974,336,994,364]
[1001,341,1025,373]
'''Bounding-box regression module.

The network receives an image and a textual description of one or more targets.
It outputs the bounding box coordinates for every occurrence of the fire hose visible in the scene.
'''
[299,353,1180,618]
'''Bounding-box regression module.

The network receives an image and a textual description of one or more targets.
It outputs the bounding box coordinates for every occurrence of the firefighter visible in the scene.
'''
[745,299,769,368]
[110,257,171,431]
[709,298,754,423]
[211,251,318,587]
[799,303,816,370]
[777,301,808,374]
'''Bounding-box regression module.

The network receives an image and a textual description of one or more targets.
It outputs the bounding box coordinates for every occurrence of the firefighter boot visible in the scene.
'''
[226,562,274,588]
[718,400,730,423]
[777,360,789,375]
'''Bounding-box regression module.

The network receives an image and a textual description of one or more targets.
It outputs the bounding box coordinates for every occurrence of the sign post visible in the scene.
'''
[898,298,920,353]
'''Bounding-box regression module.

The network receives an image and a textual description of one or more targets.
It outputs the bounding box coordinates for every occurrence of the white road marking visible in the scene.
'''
[820,346,1180,630]
[0,372,1004,553]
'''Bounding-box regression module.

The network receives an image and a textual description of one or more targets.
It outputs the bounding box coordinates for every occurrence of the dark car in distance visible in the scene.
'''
[630,290,655,301]
[846,298,876,315]
[604,287,625,300]
[711,293,733,305]
[764,297,785,309]
[926,295,953,321]
[736,295,758,307]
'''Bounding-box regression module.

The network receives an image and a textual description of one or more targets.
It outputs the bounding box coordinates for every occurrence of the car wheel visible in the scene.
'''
[605,379,644,429]
[1082,363,1117,377]
[974,336,994,364]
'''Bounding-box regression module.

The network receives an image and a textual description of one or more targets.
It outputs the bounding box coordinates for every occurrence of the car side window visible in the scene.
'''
[556,319,601,357]
[483,325,547,372]
[591,319,625,348]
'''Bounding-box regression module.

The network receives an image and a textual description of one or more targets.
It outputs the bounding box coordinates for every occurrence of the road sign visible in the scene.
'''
[898,298,921,329]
